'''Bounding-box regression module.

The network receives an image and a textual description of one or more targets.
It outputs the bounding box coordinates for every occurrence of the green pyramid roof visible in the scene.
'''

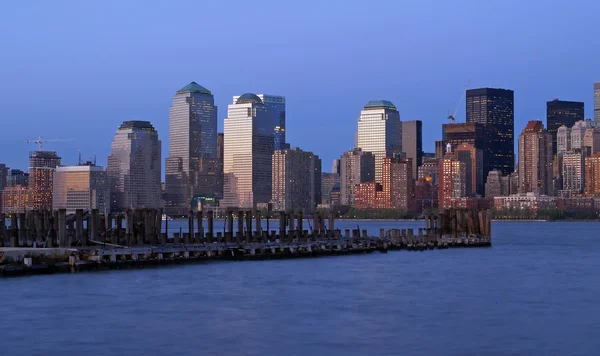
[176,81,211,95]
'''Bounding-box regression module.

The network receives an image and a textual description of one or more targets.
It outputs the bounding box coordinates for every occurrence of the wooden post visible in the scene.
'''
[0,213,5,247]
[279,212,286,242]
[188,210,194,244]
[90,209,98,243]
[237,211,244,242]
[57,209,67,247]
[227,209,234,242]
[245,210,252,241]
[207,211,214,243]
[197,210,204,243]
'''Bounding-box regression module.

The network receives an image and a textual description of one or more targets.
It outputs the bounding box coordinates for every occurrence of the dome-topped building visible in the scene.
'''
[364,100,397,110]
[236,93,263,105]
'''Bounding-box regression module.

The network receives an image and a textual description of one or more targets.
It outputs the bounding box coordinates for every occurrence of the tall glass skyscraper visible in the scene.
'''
[107,121,162,211]
[233,94,286,150]
[466,88,514,176]
[165,82,218,214]
[223,93,274,208]
[356,100,402,183]
[594,82,600,122]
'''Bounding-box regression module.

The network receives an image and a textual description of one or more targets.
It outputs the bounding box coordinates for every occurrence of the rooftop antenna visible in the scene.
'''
[78,151,82,165]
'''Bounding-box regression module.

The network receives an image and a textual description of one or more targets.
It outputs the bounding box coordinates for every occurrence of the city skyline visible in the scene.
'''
[1,1,598,172]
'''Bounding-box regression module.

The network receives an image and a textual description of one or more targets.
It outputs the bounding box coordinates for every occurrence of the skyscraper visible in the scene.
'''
[331,159,340,175]
[454,143,483,196]
[107,121,162,211]
[29,151,61,210]
[401,120,422,180]
[585,153,600,195]
[52,164,109,214]
[165,82,218,215]
[271,148,321,211]
[382,156,414,210]
[562,150,584,194]
[570,120,595,150]
[0,164,7,192]
[356,100,402,183]
[594,82,600,122]
[556,125,571,154]
[518,121,553,195]
[546,99,584,155]
[438,153,466,209]
[466,88,514,175]
[321,172,340,205]
[340,148,375,206]
[257,94,287,150]
[442,122,489,179]
[223,93,274,208]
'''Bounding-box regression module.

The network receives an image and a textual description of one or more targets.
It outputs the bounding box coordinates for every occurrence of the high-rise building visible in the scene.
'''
[594,82,600,122]
[257,94,287,150]
[584,153,600,195]
[6,169,29,187]
[382,156,414,210]
[165,82,218,215]
[0,164,7,192]
[356,100,402,183]
[454,143,484,196]
[571,120,595,151]
[340,148,375,206]
[332,159,340,175]
[216,132,224,197]
[401,120,422,180]
[485,170,503,198]
[107,121,162,211]
[52,164,109,214]
[518,121,553,195]
[556,125,571,154]
[438,153,466,209]
[546,99,584,155]
[442,122,490,179]
[418,159,439,186]
[583,127,600,156]
[561,150,584,194]
[321,172,340,205]
[271,148,321,211]
[29,151,61,210]
[2,186,29,214]
[466,88,514,175]
[223,94,274,208]
[414,178,437,211]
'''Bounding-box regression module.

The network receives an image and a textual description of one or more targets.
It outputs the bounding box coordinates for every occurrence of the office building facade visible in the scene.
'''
[29,151,61,210]
[223,94,274,208]
[107,121,162,211]
[271,148,321,211]
[165,82,219,215]
[518,121,553,195]
[595,82,600,122]
[401,120,422,180]
[562,151,584,194]
[438,154,466,209]
[454,143,484,196]
[340,148,375,206]
[52,164,109,214]
[466,88,514,175]
[585,153,600,195]
[356,100,402,183]
[546,99,584,155]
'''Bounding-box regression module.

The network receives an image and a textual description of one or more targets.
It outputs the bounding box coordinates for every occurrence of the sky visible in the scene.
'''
[0,0,598,175]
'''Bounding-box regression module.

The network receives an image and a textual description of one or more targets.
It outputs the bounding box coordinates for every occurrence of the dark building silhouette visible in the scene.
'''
[466,88,514,176]
[546,99,584,155]
[442,123,490,182]
[401,120,423,180]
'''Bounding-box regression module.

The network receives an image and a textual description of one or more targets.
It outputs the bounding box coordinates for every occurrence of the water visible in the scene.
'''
[1,221,600,356]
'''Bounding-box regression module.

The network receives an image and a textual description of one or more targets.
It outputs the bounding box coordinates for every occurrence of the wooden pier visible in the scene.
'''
[0,208,491,277]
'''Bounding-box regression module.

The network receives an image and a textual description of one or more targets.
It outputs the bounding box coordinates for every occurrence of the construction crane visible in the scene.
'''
[26,137,74,151]
[447,79,471,123]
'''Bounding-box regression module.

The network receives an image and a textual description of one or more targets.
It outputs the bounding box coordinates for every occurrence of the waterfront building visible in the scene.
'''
[356,156,414,210]
[340,148,375,206]
[562,150,584,194]
[595,82,600,122]
[546,99,584,155]
[466,88,514,175]
[493,193,556,215]
[271,148,321,211]
[52,164,109,214]
[29,151,61,210]
[414,178,437,211]
[518,121,553,195]
[1,186,29,214]
[258,94,287,150]
[165,82,218,215]
[330,183,341,206]
[485,170,502,198]
[556,125,571,154]
[356,100,402,183]
[454,143,483,196]
[223,94,274,208]
[107,121,162,211]
[438,148,466,209]
[584,153,600,195]
[401,120,423,180]
[418,158,439,186]
[442,123,489,172]
[321,172,340,205]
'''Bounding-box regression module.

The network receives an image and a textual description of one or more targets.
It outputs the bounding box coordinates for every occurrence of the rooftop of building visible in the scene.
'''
[523,120,545,133]
[364,100,397,110]
[176,81,212,95]
[236,93,263,105]
[118,121,157,131]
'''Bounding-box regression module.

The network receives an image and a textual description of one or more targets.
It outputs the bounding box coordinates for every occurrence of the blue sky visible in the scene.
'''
[0,0,598,174]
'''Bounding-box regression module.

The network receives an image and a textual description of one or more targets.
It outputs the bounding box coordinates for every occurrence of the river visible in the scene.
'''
[1,221,599,355]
